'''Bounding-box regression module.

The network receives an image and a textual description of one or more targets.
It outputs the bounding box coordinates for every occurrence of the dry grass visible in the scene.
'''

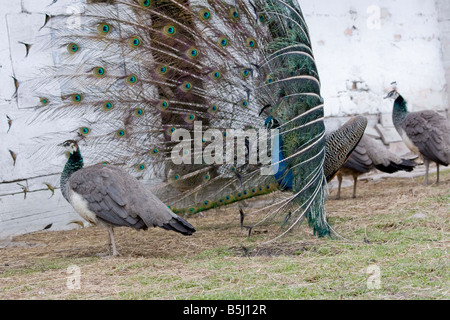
[0,169,449,300]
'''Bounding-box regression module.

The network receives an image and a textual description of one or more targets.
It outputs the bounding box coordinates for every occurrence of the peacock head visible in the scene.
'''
[59,140,79,154]
[265,116,281,129]
[384,81,399,100]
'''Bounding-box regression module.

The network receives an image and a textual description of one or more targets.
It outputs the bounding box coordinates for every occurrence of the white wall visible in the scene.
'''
[301,0,448,117]
[0,0,448,237]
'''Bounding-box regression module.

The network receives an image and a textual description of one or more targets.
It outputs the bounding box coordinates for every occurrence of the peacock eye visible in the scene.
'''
[71,93,83,103]
[229,8,239,20]
[138,0,151,7]
[116,129,126,137]
[67,43,79,54]
[199,8,211,21]
[93,67,106,77]
[126,74,138,85]
[186,47,199,59]
[163,25,177,36]
[217,36,229,47]
[246,37,257,49]
[40,97,49,105]
[102,101,113,111]
[97,23,111,35]
[79,127,90,136]
[128,37,142,48]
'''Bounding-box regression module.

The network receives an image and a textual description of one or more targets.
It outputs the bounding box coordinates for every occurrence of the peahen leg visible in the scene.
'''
[352,176,358,199]
[436,163,440,184]
[424,159,430,186]
[336,174,343,200]
[107,226,120,256]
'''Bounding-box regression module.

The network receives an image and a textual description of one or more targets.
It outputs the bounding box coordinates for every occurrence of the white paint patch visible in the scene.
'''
[69,191,98,225]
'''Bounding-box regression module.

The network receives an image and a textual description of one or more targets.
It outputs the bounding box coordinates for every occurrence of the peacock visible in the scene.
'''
[59,139,195,256]
[335,134,417,199]
[28,0,364,241]
[385,82,450,185]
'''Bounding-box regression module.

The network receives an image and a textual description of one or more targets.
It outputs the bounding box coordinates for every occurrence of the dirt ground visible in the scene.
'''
[0,169,448,299]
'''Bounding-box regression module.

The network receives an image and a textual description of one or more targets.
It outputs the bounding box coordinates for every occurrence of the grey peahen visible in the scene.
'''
[335,134,417,199]
[60,140,195,256]
[385,82,450,185]
[29,0,365,241]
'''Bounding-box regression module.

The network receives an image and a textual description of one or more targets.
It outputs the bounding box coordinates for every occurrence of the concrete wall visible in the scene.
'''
[301,0,448,117]
[435,0,450,117]
[1,0,449,237]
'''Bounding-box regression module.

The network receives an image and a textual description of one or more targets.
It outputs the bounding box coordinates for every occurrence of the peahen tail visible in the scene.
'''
[31,0,330,240]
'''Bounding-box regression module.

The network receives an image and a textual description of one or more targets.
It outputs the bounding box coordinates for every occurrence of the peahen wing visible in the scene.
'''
[33,0,329,239]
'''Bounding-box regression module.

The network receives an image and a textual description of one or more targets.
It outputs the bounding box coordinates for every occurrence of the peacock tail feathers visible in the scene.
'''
[31,0,329,240]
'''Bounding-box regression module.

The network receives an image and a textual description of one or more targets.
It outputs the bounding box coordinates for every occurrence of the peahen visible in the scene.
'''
[60,140,195,256]
[385,82,450,185]
[29,0,364,240]
[335,134,417,199]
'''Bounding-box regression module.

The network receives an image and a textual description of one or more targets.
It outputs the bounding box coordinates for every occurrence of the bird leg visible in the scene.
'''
[107,226,121,256]
[336,174,342,200]
[352,175,358,199]
[436,163,440,185]
[424,159,430,186]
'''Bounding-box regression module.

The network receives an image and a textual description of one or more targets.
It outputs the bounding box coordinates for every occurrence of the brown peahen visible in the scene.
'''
[385,82,450,185]
[29,0,366,241]
[335,134,417,199]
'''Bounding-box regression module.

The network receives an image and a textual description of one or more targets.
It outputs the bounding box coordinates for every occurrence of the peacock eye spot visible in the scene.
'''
[214,72,220,78]
[162,101,168,107]
[72,94,83,102]
[127,75,137,84]
[212,105,217,111]
[152,148,158,154]
[174,174,180,180]
[117,130,125,137]
[191,50,197,56]
[160,67,166,73]
[189,114,194,120]
[94,67,105,77]
[105,102,112,109]
[139,0,151,7]
[80,127,90,135]
[135,108,144,116]
[68,43,79,53]
[40,98,49,105]
[97,22,112,36]
[170,127,175,133]
[139,164,145,170]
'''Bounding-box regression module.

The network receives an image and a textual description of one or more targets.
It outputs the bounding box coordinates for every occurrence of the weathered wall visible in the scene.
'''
[0,0,449,237]
[435,0,450,118]
[301,0,448,117]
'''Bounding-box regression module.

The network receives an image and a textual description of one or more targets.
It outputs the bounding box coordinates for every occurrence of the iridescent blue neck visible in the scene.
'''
[392,94,409,132]
[61,149,84,201]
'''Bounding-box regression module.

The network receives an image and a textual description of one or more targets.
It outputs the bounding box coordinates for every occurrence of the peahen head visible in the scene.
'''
[384,81,400,100]
[59,140,79,154]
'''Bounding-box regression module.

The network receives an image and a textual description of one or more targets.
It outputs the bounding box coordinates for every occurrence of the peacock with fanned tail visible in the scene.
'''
[30,0,366,240]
